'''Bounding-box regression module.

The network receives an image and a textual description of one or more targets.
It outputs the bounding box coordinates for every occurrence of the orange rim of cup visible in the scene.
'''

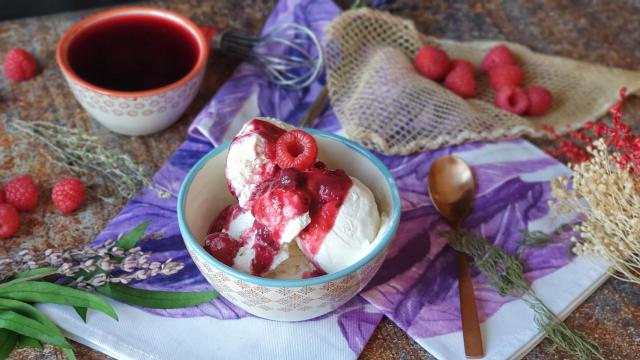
[56,6,209,98]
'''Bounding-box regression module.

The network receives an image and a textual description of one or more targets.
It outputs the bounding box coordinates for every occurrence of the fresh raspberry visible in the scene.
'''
[0,188,5,204]
[525,86,553,116]
[0,204,20,239]
[495,86,530,115]
[204,232,241,267]
[3,48,38,82]
[4,175,38,211]
[450,60,475,74]
[275,130,318,170]
[51,177,85,215]
[414,46,451,81]
[444,60,476,98]
[481,44,516,72]
[488,64,524,90]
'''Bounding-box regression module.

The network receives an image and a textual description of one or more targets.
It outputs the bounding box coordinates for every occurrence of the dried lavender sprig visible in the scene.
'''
[8,119,172,202]
[1,234,183,290]
[72,259,183,290]
[519,224,573,248]
[446,230,530,297]
[522,294,603,360]
[443,229,604,360]
[2,240,118,280]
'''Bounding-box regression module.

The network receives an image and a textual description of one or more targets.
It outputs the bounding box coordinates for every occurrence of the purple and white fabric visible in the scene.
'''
[39,0,609,359]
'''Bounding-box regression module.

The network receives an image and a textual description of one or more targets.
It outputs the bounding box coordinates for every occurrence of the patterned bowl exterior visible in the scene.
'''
[186,241,388,321]
[178,129,401,321]
[63,71,204,136]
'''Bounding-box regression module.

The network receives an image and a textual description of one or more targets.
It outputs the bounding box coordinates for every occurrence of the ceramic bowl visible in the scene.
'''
[56,7,208,136]
[178,129,401,321]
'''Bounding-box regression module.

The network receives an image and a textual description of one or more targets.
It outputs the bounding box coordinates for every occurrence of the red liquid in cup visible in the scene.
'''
[67,14,199,92]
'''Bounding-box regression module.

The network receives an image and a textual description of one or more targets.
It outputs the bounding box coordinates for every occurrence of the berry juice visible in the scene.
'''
[67,14,198,91]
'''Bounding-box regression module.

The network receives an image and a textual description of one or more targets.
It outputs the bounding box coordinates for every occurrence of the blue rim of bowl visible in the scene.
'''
[177,128,401,288]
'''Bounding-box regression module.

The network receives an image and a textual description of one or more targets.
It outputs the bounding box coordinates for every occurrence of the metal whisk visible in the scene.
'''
[212,23,324,89]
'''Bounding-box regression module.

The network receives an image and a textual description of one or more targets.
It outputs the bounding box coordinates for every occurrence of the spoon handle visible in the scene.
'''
[457,252,485,358]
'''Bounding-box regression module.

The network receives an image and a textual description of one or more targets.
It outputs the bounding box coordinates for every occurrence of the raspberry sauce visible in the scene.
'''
[205,166,352,275]
[252,188,309,231]
[207,204,243,234]
[247,169,309,274]
[297,167,352,257]
[250,223,280,275]
[249,166,352,272]
[204,232,241,267]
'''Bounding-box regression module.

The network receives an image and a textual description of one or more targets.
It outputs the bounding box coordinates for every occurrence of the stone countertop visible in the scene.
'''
[1,0,638,359]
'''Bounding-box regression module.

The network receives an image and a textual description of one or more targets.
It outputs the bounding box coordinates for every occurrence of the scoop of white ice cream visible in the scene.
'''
[225,118,294,207]
[297,177,380,273]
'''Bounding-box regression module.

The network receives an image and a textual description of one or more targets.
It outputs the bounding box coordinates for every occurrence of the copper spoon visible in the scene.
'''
[428,155,484,358]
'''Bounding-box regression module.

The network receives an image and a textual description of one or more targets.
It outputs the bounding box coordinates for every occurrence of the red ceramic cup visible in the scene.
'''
[57,7,209,136]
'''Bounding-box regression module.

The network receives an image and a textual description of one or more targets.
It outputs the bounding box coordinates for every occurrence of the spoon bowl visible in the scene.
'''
[428,156,475,227]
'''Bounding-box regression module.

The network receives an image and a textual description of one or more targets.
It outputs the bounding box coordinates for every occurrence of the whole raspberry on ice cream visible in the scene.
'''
[275,130,318,171]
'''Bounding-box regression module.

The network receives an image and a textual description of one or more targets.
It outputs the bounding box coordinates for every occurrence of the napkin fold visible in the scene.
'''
[40,0,609,359]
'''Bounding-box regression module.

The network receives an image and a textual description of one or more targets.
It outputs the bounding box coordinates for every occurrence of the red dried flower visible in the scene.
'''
[544,87,640,174]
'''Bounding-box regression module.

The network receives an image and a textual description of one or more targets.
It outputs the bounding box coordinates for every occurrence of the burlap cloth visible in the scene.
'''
[324,9,640,155]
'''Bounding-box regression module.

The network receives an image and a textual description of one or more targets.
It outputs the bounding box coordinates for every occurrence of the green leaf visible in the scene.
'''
[0,329,18,360]
[115,221,151,250]
[0,311,69,348]
[17,336,41,349]
[96,283,218,309]
[0,282,118,321]
[63,347,77,360]
[74,307,87,322]
[0,269,58,290]
[13,267,58,280]
[0,298,69,348]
